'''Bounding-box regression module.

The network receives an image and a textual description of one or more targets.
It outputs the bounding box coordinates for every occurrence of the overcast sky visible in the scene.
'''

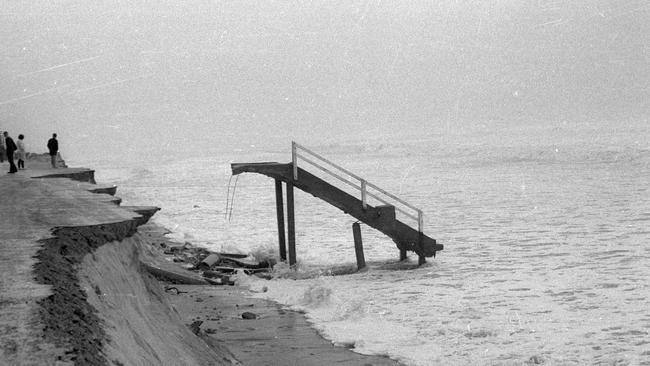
[1,1,648,160]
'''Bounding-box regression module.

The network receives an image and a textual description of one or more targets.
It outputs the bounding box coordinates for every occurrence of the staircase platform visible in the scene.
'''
[232,162,443,259]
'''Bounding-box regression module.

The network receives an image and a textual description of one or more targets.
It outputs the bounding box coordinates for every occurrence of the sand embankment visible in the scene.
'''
[0,157,234,365]
[78,231,236,365]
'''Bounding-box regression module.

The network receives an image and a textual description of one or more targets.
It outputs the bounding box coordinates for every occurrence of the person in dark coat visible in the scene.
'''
[4,131,18,173]
[47,133,58,168]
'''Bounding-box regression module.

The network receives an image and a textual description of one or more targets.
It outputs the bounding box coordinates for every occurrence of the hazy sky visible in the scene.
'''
[1,1,648,161]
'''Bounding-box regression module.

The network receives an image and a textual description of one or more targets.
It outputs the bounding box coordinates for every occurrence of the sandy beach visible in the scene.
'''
[0,156,401,365]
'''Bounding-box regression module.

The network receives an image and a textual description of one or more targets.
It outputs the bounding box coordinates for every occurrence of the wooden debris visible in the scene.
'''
[153,239,277,286]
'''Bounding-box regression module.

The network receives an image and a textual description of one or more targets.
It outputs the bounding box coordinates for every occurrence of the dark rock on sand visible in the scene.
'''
[189,320,203,335]
[241,312,258,320]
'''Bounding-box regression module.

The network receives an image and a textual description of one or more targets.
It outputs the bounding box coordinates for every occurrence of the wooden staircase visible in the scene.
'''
[231,153,443,264]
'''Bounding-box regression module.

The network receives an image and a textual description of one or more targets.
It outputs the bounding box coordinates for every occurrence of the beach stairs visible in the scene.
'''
[231,143,443,267]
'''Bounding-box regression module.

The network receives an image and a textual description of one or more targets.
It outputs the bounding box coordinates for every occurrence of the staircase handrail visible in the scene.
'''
[291,141,424,232]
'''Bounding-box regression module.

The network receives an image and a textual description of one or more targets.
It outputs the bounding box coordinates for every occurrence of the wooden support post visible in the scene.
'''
[286,182,297,267]
[417,232,425,265]
[274,180,287,261]
[400,249,407,261]
[352,222,365,270]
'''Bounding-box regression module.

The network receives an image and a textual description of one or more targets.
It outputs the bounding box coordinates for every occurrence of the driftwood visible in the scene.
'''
[215,252,248,259]
[202,270,232,279]
[154,239,276,285]
[204,277,235,286]
[196,254,221,271]
[205,267,236,274]
[142,263,209,285]
[220,256,274,269]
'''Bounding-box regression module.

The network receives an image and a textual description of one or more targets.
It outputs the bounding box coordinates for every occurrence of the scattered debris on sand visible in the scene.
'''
[152,240,277,286]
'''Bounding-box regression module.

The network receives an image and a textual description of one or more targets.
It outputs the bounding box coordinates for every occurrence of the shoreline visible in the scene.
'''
[0,156,402,365]
[136,222,402,366]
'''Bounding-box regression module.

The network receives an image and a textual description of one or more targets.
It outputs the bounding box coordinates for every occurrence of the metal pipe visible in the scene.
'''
[361,179,367,210]
[294,142,364,182]
[363,180,421,212]
[296,154,362,191]
[293,142,424,230]
[292,141,298,180]
[297,143,421,212]
[298,153,417,219]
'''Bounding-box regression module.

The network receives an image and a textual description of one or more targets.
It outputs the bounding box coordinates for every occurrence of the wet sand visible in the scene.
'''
[136,224,402,366]
[0,156,401,365]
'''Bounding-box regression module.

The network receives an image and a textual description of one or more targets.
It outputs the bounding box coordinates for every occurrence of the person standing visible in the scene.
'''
[47,133,58,168]
[0,131,5,163]
[16,134,26,169]
[4,131,18,173]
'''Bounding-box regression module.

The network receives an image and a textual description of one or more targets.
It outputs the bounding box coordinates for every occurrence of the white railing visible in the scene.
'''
[291,141,424,233]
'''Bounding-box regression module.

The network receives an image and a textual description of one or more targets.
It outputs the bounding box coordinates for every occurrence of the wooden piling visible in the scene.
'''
[274,179,287,261]
[286,182,297,266]
[417,232,425,265]
[352,222,365,270]
[400,249,407,261]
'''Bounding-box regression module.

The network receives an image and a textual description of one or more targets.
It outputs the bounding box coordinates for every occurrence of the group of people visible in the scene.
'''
[0,132,59,174]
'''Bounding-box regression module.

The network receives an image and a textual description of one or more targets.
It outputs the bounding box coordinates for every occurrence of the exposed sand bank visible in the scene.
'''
[78,229,236,366]
[0,157,402,365]
[0,157,197,365]
[0,157,138,365]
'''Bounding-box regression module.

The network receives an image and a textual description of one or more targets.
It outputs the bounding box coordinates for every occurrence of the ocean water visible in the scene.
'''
[71,120,650,365]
